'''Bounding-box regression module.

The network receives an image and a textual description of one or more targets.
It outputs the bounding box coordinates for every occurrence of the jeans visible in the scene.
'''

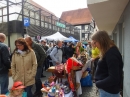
[42,58,49,73]
[99,89,120,97]
[0,73,9,94]
[35,66,42,92]
[24,85,33,97]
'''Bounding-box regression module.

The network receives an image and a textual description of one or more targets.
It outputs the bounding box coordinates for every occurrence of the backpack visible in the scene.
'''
[47,46,63,60]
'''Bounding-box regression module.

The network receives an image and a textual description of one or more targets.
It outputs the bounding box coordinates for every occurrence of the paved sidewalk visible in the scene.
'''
[80,84,99,97]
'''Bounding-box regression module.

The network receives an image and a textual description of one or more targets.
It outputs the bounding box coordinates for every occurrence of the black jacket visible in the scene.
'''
[32,42,46,66]
[0,42,11,74]
[95,46,123,94]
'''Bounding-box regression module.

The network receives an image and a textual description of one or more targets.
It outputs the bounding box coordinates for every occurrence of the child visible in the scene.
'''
[6,81,27,97]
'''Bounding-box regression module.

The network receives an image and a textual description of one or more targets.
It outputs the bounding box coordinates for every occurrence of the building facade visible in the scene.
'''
[60,8,96,41]
[0,0,80,52]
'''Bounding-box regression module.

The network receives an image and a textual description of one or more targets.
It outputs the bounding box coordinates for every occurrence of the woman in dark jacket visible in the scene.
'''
[66,43,75,59]
[91,31,123,97]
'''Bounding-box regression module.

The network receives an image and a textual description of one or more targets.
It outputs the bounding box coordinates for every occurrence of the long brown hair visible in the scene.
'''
[75,41,81,48]
[14,38,32,52]
[91,31,115,58]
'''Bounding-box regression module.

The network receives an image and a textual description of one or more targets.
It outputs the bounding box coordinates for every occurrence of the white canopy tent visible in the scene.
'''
[40,32,71,41]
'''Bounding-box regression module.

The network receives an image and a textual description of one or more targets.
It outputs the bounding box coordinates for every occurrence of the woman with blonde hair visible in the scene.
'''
[91,31,123,97]
[11,38,37,97]
[75,42,84,57]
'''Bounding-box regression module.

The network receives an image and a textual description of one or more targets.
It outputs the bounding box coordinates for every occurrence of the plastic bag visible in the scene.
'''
[80,74,93,87]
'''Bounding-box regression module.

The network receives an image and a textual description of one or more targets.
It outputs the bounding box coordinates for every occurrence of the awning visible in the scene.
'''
[88,0,129,35]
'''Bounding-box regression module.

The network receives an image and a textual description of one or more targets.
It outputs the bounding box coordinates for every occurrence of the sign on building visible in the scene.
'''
[24,18,30,27]
[56,22,66,28]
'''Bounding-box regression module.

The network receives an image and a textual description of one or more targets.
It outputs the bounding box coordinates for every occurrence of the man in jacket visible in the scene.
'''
[41,40,49,76]
[25,37,46,97]
[50,40,63,65]
[0,33,11,94]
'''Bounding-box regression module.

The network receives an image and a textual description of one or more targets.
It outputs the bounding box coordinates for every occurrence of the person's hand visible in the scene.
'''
[56,62,60,65]
[91,58,95,61]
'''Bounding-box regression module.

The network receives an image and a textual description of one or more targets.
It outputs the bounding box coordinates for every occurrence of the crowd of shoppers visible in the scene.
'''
[0,30,123,97]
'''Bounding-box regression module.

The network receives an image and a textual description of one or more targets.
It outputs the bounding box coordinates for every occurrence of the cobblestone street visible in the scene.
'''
[80,84,99,97]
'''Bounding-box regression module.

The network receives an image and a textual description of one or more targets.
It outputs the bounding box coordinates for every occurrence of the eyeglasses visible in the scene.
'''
[16,44,23,47]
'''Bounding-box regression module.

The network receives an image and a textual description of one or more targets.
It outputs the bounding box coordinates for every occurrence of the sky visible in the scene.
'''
[33,0,87,17]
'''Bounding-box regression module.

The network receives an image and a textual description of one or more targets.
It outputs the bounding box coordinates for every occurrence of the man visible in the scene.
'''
[41,40,49,74]
[50,40,63,65]
[25,37,46,97]
[41,40,49,52]
[62,42,68,63]
[0,33,11,94]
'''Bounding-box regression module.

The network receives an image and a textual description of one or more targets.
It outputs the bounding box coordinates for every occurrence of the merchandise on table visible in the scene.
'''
[41,81,71,97]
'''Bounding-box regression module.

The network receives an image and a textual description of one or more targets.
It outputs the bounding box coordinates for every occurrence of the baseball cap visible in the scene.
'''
[11,81,25,90]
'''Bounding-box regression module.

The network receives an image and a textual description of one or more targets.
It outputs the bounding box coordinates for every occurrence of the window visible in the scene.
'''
[45,22,48,28]
[81,25,85,30]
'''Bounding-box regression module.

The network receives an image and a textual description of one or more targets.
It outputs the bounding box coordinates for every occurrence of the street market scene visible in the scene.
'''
[0,0,130,97]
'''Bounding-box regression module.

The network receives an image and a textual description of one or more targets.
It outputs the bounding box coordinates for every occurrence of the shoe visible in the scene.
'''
[41,75,46,78]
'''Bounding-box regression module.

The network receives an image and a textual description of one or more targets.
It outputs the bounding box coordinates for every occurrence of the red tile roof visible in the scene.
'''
[60,8,92,25]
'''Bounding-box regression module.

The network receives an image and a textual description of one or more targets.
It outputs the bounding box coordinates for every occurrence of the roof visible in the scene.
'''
[60,8,92,25]
[30,0,55,16]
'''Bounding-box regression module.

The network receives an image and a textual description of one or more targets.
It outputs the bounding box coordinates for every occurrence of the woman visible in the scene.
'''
[11,38,37,97]
[66,43,75,59]
[75,42,84,58]
[91,31,123,97]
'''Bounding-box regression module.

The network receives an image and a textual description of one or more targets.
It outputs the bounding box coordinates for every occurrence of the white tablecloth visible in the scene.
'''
[65,91,73,97]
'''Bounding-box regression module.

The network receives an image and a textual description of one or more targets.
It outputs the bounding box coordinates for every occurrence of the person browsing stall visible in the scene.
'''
[11,38,37,97]
[0,33,11,94]
[25,37,46,97]
[50,40,63,65]
[91,31,123,97]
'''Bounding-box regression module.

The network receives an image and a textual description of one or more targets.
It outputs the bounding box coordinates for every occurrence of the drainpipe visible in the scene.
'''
[7,0,10,48]
[22,0,24,37]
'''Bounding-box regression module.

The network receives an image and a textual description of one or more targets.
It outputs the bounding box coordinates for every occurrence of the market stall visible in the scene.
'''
[41,54,88,97]
[40,32,71,41]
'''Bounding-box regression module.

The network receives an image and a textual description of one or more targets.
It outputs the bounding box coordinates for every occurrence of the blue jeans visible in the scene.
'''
[24,85,33,97]
[99,89,120,97]
[35,66,42,92]
[0,73,9,94]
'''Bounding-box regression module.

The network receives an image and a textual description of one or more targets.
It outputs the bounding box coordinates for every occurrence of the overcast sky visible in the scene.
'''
[33,0,87,17]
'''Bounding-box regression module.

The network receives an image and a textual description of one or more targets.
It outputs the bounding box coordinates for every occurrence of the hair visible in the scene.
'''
[0,33,6,41]
[75,42,81,50]
[14,38,32,52]
[91,30,116,58]
[69,43,74,48]
[41,40,46,43]
[56,40,61,45]
[76,42,81,47]
[9,89,24,96]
